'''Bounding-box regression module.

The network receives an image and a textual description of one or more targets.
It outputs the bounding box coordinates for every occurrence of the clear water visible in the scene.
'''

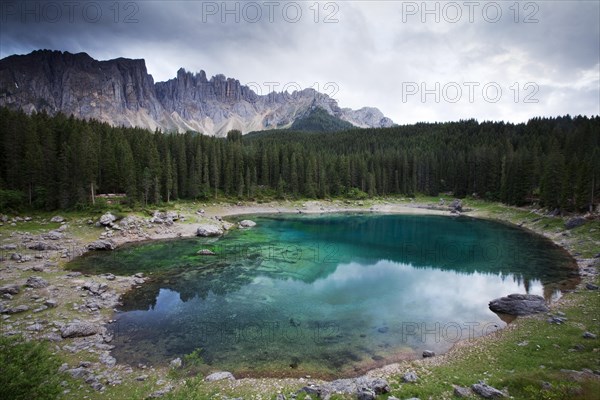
[68,213,578,378]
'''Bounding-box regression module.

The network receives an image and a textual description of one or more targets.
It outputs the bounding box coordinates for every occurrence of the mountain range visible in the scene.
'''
[0,50,394,136]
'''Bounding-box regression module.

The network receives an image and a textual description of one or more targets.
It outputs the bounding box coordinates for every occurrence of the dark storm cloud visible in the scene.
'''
[0,0,598,123]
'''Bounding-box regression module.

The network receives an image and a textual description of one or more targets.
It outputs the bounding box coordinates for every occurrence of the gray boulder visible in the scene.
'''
[298,376,390,398]
[44,299,58,308]
[27,241,60,251]
[0,284,20,295]
[66,367,90,379]
[61,322,100,338]
[238,220,257,228]
[205,371,235,382]
[357,388,376,400]
[2,304,30,314]
[99,353,116,367]
[403,371,418,383]
[166,211,179,220]
[26,275,49,288]
[423,350,435,358]
[196,224,224,237]
[83,281,108,295]
[99,212,117,226]
[450,198,463,212]
[50,216,65,223]
[103,273,116,281]
[150,211,179,225]
[44,230,63,240]
[565,217,586,230]
[489,293,548,316]
[454,386,472,397]
[221,221,234,230]
[471,382,506,398]
[87,240,116,251]
[368,378,390,394]
[148,385,174,398]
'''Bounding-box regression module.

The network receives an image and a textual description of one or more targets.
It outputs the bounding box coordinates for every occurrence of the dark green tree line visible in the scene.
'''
[0,108,598,212]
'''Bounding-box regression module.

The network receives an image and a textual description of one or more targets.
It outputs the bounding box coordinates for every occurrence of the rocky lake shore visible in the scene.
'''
[1,199,598,399]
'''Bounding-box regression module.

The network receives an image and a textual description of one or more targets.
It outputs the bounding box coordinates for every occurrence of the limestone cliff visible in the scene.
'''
[0,50,394,135]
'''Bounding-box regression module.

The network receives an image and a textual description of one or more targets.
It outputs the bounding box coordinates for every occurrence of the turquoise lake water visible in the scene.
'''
[68,213,578,377]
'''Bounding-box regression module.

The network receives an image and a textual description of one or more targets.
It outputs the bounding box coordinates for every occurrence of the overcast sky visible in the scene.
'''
[1,0,598,124]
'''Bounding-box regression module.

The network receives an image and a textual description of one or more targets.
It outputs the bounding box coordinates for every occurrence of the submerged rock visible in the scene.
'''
[197,249,216,256]
[489,293,549,316]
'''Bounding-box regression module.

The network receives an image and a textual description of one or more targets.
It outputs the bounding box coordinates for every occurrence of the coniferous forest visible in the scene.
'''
[0,107,598,212]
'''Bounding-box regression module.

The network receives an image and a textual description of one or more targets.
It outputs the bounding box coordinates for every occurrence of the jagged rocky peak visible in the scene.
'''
[0,49,160,119]
[342,107,395,128]
[0,50,395,135]
[157,68,257,106]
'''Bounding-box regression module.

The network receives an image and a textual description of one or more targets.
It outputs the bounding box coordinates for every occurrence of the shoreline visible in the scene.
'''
[0,199,597,397]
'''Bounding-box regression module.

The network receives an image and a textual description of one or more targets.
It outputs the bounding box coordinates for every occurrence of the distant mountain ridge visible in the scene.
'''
[0,50,394,136]
[290,106,355,132]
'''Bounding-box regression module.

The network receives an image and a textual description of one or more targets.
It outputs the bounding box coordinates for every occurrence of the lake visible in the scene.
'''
[68,213,578,378]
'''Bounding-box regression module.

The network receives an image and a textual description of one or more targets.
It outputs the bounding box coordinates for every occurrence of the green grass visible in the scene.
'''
[384,287,600,399]
[0,335,73,400]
